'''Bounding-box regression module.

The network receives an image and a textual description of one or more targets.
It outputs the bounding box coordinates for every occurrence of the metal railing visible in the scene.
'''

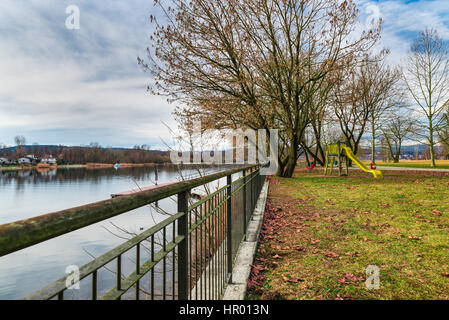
[0,164,265,300]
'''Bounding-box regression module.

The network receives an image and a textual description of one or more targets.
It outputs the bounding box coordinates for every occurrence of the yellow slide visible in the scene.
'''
[342,147,383,179]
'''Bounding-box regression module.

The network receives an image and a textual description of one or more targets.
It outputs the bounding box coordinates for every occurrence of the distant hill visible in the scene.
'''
[359,144,444,161]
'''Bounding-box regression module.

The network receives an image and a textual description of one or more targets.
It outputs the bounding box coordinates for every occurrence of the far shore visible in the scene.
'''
[0,162,163,171]
[0,162,228,172]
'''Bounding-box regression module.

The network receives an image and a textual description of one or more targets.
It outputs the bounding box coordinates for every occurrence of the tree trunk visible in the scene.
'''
[430,144,436,167]
[281,143,298,178]
[393,149,400,163]
[393,142,401,163]
[276,155,288,177]
[429,119,436,167]
[301,143,325,166]
[304,149,311,168]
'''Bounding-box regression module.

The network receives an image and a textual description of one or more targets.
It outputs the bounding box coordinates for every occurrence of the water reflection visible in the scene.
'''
[0,164,231,299]
[0,165,182,188]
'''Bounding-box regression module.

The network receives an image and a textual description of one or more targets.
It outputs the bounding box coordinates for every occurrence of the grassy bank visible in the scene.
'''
[369,160,449,169]
[0,163,160,171]
[247,169,449,300]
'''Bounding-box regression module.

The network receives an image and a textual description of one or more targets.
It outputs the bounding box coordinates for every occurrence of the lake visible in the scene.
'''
[0,165,232,299]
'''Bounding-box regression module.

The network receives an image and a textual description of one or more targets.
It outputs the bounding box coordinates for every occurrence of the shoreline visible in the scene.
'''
[0,162,161,171]
[0,162,227,172]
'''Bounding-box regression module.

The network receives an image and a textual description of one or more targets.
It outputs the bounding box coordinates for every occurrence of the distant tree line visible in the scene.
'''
[0,140,170,164]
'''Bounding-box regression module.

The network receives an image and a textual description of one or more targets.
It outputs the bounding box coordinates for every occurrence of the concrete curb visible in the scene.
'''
[222,179,269,300]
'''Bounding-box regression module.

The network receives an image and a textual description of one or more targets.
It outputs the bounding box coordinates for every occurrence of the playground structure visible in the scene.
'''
[324,142,383,179]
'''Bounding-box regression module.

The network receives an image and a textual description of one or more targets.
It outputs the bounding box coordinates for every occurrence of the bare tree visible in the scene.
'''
[381,110,415,163]
[359,56,402,165]
[14,135,26,147]
[141,0,381,177]
[14,135,27,158]
[403,28,449,167]
[300,75,338,166]
[332,66,370,160]
[438,112,449,159]
[331,54,402,164]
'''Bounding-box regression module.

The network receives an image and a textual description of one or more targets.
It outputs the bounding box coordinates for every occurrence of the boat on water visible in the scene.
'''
[113,163,122,169]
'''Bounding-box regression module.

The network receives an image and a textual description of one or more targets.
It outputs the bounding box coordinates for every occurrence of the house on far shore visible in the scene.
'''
[18,155,39,165]
[18,157,32,164]
[0,157,9,164]
[26,155,38,163]
[41,156,57,165]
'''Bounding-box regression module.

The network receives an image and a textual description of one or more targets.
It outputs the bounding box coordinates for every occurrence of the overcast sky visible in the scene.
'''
[1,0,449,149]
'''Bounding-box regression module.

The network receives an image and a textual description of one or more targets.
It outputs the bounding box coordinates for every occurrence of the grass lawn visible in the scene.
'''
[371,160,449,169]
[247,169,449,300]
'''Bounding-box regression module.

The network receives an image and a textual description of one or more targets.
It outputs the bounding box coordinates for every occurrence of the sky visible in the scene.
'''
[1,0,449,149]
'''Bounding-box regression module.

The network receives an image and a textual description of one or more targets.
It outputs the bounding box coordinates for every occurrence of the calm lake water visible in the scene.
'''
[0,165,231,299]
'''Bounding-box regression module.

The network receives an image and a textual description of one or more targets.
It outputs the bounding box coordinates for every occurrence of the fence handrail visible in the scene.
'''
[0,164,257,257]
[26,212,185,300]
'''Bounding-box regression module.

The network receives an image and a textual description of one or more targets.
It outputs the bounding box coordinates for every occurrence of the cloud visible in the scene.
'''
[0,0,176,148]
[357,0,449,64]
[1,1,449,148]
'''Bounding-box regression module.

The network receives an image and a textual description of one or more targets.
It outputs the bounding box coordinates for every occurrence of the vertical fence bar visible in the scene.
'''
[117,255,122,300]
[251,168,254,212]
[200,204,203,299]
[194,207,198,300]
[151,235,154,300]
[219,191,223,296]
[177,190,189,300]
[208,198,211,299]
[226,174,232,283]
[92,270,97,300]
[188,203,191,300]
[172,221,176,300]
[136,243,140,300]
[242,169,247,239]
[214,196,220,299]
[163,227,166,300]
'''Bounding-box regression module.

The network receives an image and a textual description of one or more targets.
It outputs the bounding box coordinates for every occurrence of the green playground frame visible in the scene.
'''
[324,141,350,176]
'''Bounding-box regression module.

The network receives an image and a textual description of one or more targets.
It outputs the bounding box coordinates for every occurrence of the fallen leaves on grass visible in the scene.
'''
[337,273,365,284]
[281,273,304,283]
[344,252,361,257]
[282,244,305,251]
[323,251,341,259]
[247,264,266,294]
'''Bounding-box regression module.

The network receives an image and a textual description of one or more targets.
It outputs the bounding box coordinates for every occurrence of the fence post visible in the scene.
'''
[242,169,247,240]
[256,167,260,195]
[177,190,189,300]
[249,168,253,212]
[226,174,232,283]
[252,167,256,210]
